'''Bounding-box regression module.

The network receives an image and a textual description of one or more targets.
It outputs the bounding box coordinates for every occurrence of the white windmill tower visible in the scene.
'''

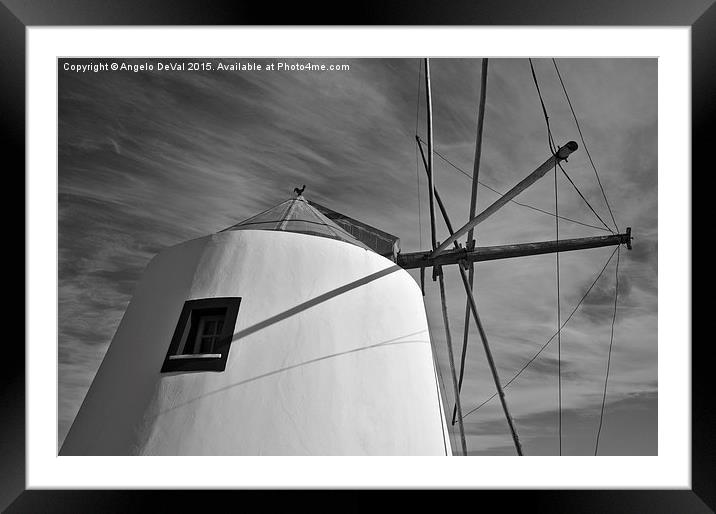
[60,188,452,456]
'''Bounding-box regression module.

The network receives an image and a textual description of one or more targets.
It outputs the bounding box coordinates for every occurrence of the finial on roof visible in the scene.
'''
[293,185,306,198]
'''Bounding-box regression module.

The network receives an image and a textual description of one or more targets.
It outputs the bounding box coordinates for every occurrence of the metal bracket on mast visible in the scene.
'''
[461,240,474,271]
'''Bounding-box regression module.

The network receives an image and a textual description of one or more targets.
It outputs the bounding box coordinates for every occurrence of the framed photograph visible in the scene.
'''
[7,0,709,510]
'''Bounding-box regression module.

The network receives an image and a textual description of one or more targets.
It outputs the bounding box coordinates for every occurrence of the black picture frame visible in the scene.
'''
[7,0,709,511]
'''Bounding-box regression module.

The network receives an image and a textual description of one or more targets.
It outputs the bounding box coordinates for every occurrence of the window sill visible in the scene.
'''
[168,353,222,360]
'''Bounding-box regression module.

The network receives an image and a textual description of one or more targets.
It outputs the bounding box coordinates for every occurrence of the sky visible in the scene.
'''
[58,57,657,455]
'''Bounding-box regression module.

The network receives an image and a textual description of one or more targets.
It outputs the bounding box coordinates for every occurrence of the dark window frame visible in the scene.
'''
[161,297,241,373]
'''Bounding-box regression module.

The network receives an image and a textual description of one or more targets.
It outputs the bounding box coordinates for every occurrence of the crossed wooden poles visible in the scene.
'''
[401,58,631,456]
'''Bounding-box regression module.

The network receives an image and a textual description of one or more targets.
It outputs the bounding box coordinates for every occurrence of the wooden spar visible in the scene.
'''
[437,268,468,455]
[455,58,489,425]
[466,58,489,242]
[423,58,468,454]
[456,265,523,455]
[430,141,579,258]
[398,230,632,270]
[425,58,438,251]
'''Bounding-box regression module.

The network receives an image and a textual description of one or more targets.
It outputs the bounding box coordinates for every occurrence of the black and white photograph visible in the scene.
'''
[57,57,657,457]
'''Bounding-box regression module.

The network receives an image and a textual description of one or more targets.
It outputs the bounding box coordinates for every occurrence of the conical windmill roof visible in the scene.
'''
[221,195,373,251]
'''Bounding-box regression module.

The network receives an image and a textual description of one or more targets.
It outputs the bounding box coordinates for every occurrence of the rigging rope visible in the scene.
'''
[595,245,621,455]
[462,245,619,419]
[531,57,566,455]
[558,162,615,233]
[552,58,620,233]
[530,59,615,234]
[416,136,611,233]
[529,58,557,154]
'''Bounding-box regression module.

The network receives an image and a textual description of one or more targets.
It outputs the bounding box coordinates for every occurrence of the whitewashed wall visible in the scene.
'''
[61,230,450,455]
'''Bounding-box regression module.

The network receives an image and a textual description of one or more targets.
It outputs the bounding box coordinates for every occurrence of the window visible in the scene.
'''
[161,297,241,373]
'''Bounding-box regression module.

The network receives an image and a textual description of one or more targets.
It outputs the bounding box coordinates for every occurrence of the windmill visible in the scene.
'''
[60,58,633,457]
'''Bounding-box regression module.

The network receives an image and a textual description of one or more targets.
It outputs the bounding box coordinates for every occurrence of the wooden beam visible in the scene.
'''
[456,264,524,455]
[398,230,632,270]
[430,141,579,258]
[455,57,489,425]
[466,57,489,244]
[425,58,438,251]
[436,268,468,455]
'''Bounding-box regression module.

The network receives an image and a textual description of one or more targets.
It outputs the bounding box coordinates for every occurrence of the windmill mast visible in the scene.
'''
[425,59,438,252]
